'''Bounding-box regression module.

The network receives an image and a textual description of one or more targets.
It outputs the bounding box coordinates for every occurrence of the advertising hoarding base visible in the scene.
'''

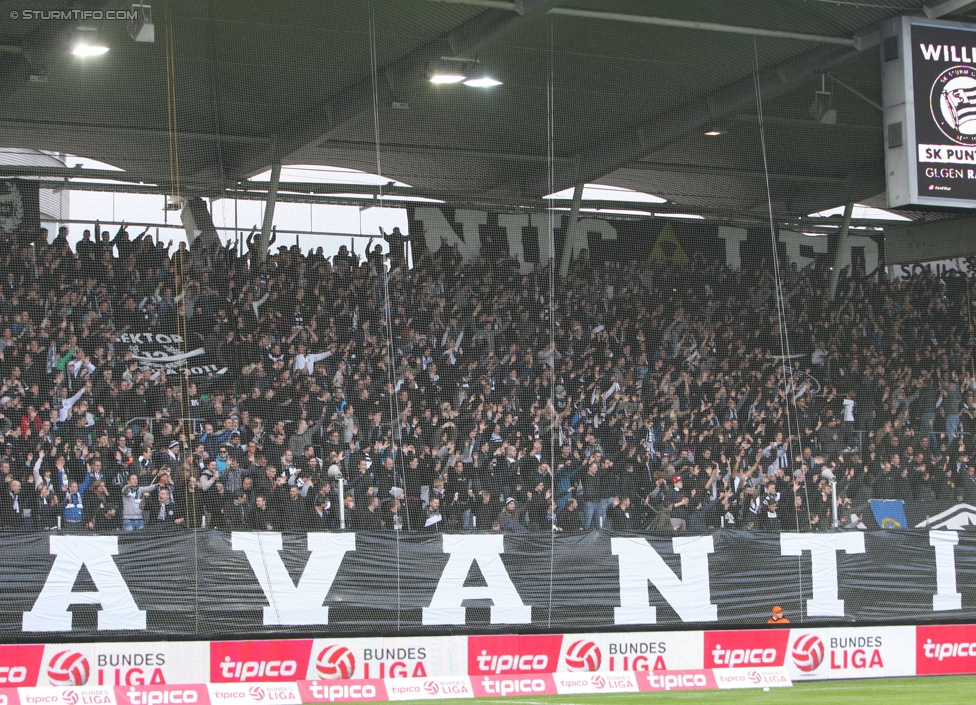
[0,672,793,705]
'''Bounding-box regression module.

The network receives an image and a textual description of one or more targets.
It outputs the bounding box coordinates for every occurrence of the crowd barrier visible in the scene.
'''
[0,624,972,691]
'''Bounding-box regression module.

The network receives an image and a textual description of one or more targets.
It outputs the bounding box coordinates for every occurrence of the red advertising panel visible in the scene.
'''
[0,646,46,687]
[917,624,976,675]
[209,642,312,683]
[297,681,386,704]
[0,688,20,705]
[466,636,562,676]
[115,685,210,705]
[636,669,717,692]
[703,630,790,668]
[468,674,556,698]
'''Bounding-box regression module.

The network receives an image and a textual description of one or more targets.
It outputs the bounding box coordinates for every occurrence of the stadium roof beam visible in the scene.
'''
[624,161,856,186]
[547,8,861,47]
[925,0,976,19]
[233,0,556,180]
[427,0,868,48]
[317,140,573,164]
[23,176,912,228]
[515,39,875,197]
[0,120,269,147]
[419,0,520,10]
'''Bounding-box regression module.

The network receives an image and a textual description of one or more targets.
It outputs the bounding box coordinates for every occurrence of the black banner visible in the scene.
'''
[115,330,225,379]
[0,178,40,234]
[405,206,885,272]
[0,529,973,639]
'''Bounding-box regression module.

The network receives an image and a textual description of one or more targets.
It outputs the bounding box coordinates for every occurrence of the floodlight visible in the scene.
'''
[430,73,466,84]
[72,27,108,57]
[704,130,723,136]
[464,76,502,88]
[127,4,155,43]
[73,43,109,57]
[429,57,478,85]
[809,75,837,125]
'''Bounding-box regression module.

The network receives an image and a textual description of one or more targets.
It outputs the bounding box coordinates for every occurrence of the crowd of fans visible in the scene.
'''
[0,219,974,536]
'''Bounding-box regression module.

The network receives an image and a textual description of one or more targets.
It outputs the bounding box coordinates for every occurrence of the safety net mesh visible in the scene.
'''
[0,0,973,641]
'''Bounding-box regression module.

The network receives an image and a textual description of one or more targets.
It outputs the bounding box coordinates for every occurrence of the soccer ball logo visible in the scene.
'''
[791,634,825,673]
[315,645,356,680]
[564,640,601,672]
[47,651,90,686]
[248,687,266,701]
[423,681,439,695]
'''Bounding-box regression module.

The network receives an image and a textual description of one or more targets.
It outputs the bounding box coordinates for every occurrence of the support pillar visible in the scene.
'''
[829,201,854,300]
[256,160,281,263]
[558,182,584,278]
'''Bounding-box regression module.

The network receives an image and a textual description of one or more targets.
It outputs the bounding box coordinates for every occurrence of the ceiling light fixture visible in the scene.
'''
[809,74,837,125]
[73,44,109,57]
[72,27,109,57]
[464,76,502,88]
[429,57,469,84]
[430,72,466,84]
[127,3,155,43]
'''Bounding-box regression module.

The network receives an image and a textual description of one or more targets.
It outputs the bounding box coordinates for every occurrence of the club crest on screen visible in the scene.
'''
[931,65,976,145]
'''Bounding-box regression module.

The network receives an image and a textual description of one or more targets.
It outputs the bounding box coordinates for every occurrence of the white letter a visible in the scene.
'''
[23,536,146,631]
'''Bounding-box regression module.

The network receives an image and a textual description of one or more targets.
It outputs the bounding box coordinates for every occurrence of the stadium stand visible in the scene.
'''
[0,222,972,536]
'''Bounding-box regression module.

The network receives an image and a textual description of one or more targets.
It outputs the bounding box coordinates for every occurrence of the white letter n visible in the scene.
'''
[612,536,716,624]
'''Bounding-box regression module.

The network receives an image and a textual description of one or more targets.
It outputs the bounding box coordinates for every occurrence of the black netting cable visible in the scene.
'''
[753,37,808,621]
[368,0,404,628]
[546,13,557,631]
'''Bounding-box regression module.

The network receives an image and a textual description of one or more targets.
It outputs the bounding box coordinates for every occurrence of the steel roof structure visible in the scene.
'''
[3,0,976,222]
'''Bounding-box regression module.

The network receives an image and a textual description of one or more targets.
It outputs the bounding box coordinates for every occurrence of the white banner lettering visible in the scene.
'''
[232,532,355,626]
[780,533,865,617]
[422,535,531,626]
[612,536,717,625]
[931,530,962,612]
[23,536,146,632]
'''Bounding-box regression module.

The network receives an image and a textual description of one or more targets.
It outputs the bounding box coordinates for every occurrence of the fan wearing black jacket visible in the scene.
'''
[224,490,256,531]
[557,497,584,532]
[607,496,634,531]
[145,487,185,529]
[254,495,279,531]
[756,499,783,531]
